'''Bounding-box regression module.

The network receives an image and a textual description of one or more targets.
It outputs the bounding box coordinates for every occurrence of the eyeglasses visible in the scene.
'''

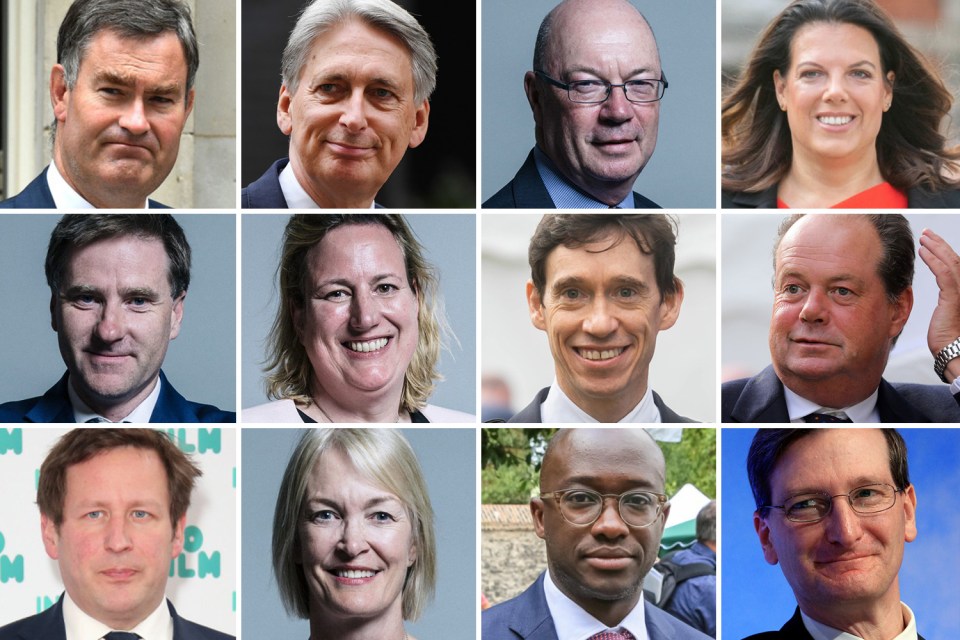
[534,70,668,104]
[540,489,668,528]
[761,483,903,523]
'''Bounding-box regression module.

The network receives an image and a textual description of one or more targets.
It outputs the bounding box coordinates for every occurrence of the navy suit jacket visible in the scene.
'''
[241,157,384,209]
[0,371,235,423]
[0,167,169,209]
[0,595,234,640]
[483,149,661,209]
[721,183,960,208]
[505,386,694,423]
[742,607,925,640]
[721,365,960,423]
[482,573,711,640]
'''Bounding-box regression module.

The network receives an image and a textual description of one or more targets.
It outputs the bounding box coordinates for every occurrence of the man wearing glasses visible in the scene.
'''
[483,428,711,640]
[746,428,922,640]
[483,0,666,209]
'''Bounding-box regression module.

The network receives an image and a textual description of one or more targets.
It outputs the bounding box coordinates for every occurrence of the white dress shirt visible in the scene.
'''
[47,162,149,209]
[68,374,162,423]
[543,569,648,640]
[62,590,174,640]
[784,386,880,423]
[278,162,376,209]
[534,146,635,209]
[800,602,918,640]
[541,379,661,423]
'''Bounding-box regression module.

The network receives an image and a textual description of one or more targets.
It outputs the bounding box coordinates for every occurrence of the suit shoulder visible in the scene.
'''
[482,182,517,208]
[481,595,523,638]
[646,601,713,639]
[178,616,235,640]
[0,610,50,637]
[0,396,42,423]
[186,400,237,423]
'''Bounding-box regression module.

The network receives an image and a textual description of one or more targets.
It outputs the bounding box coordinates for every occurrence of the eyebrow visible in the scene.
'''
[560,475,662,491]
[94,70,183,96]
[795,59,878,70]
[305,495,402,510]
[311,72,404,91]
[778,476,892,498]
[549,275,651,297]
[565,65,660,80]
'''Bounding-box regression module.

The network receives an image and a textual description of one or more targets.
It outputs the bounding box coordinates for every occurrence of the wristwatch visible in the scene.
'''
[934,337,960,383]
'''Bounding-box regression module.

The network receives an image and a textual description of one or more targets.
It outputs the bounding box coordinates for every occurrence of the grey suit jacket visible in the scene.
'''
[482,573,712,640]
[0,595,234,640]
[504,386,694,423]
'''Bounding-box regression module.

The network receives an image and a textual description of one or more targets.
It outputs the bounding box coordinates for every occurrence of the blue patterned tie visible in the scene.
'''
[803,412,852,423]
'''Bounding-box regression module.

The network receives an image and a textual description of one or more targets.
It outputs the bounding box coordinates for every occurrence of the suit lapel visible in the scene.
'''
[730,366,790,422]
[508,387,549,423]
[652,390,693,423]
[507,574,559,640]
[24,372,77,423]
[149,371,192,423]
[513,151,557,208]
[876,378,931,422]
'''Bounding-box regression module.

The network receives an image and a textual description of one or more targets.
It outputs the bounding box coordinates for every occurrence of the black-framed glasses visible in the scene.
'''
[535,70,668,104]
[761,483,903,523]
[540,489,668,528]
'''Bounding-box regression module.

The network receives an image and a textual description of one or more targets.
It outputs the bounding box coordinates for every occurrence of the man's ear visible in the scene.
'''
[902,484,917,543]
[169,293,185,341]
[524,71,542,126]
[530,497,547,540]
[183,88,196,122]
[526,281,546,331]
[754,511,780,565]
[889,286,913,339]
[50,65,70,124]
[407,100,430,149]
[50,294,60,333]
[41,513,61,560]
[657,279,684,332]
[171,515,186,558]
[277,84,294,136]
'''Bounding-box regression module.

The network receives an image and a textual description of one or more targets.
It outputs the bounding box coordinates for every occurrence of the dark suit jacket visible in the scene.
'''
[0,167,170,209]
[482,573,711,640]
[742,606,925,640]
[721,183,960,208]
[722,365,960,423]
[483,150,661,209]
[506,386,694,423]
[241,157,384,209]
[0,370,235,423]
[0,595,234,640]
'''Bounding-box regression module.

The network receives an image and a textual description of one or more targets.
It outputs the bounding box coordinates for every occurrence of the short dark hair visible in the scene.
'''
[46,214,191,299]
[528,214,680,302]
[774,214,914,303]
[722,0,960,194]
[747,428,910,512]
[37,428,202,528]
[57,0,199,93]
[696,500,716,543]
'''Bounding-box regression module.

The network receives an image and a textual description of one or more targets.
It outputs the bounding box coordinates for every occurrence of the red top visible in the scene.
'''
[778,182,908,208]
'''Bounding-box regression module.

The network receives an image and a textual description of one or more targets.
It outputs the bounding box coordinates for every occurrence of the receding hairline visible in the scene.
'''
[540,428,665,489]
[538,0,660,69]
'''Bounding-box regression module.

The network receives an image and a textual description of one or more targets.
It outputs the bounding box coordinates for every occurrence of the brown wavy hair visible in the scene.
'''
[722,0,960,193]
[263,214,446,412]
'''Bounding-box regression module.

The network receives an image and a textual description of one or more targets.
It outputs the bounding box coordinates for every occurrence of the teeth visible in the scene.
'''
[579,347,624,361]
[348,338,388,353]
[337,569,376,578]
[818,115,852,126]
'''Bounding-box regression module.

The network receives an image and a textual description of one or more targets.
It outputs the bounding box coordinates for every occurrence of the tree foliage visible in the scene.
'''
[660,427,716,498]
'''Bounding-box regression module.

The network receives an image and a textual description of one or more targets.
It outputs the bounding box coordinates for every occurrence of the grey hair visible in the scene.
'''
[281,0,437,104]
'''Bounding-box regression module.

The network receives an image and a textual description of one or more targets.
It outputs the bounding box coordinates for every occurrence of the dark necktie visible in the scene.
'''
[103,633,141,640]
[587,630,636,640]
[803,412,853,423]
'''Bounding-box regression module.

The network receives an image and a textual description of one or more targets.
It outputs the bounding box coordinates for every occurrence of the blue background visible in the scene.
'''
[722,427,960,638]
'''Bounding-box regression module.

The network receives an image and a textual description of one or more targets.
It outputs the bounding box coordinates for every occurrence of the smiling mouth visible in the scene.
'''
[335,569,378,579]
[346,338,388,353]
[577,347,625,361]
[818,115,854,126]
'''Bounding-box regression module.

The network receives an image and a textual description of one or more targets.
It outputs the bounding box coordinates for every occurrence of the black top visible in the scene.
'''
[297,409,429,423]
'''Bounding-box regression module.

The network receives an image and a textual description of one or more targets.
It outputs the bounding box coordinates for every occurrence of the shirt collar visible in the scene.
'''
[533,146,635,209]
[800,602,917,640]
[46,161,149,209]
[541,378,661,423]
[62,590,174,640]
[783,385,880,423]
[279,161,377,209]
[543,569,648,640]
[68,373,162,423]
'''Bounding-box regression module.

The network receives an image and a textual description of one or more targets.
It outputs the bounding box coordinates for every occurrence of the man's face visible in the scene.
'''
[769,215,912,407]
[278,19,430,207]
[754,429,917,619]
[51,29,194,208]
[531,429,669,625]
[51,235,184,417]
[527,232,681,421]
[41,446,185,630]
[525,0,661,204]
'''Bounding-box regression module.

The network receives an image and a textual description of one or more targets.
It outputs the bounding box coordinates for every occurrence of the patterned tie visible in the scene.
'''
[103,633,141,640]
[587,629,636,640]
[803,412,853,423]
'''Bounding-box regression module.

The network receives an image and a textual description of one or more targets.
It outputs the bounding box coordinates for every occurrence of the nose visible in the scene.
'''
[94,301,126,344]
[799,288,828,324]
[591,496,630,539]
[339,89,368,133]
[599,84,635,123]
[104,517,133,552]
[582,297,619,338]
[349,290,379,332]
[822,74,849,103]
[118,98,150,136]
[338,517,370,557]
[823,498,864,546]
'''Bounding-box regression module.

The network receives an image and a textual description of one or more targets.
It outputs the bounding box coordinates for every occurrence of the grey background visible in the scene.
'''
[241,213,476,414]
[240,427,477,639]
[0,213,236,413]
[481,0,717,208]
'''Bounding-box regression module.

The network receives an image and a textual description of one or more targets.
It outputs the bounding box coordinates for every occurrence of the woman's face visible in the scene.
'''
[293,223,419,404]
[774,22,893,166]
[298,448,417,623]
